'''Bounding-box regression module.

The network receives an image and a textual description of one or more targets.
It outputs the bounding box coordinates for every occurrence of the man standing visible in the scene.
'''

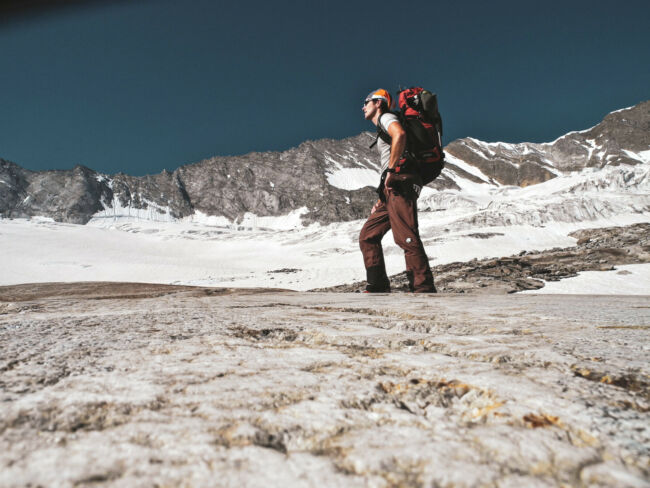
[359,89,436,293]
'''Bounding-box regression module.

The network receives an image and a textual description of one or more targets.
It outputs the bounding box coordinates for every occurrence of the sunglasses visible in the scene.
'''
[363,99,375,106]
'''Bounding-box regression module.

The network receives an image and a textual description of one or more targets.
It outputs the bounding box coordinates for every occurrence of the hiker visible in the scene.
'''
[359,89,436,293]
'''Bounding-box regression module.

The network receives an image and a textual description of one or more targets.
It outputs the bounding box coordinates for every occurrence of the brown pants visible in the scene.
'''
[359,178,435,293]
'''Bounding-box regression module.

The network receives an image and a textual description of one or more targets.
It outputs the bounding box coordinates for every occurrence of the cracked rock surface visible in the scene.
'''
[1,283,649,487]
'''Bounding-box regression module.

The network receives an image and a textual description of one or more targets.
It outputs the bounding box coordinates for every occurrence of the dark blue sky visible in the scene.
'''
[1,0,648,175]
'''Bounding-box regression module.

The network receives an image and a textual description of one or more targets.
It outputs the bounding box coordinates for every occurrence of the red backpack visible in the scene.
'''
[372,87,445,185]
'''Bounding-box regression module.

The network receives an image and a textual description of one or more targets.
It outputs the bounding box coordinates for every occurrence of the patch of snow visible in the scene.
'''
[444,153,494,184]
[30,216,56,223]
[546,124,598,145]
[323,154,344,171]
[443,171,497,197]
[326,168,380,191]
[622,149,650,164]
[520,264,650,295]
[190,210,232,228]
[464,138,496,157]
[540,159,563,173]
[93,206,312,232]
[236,207,310,231]
[583,139,598,161]
[610,105,635,114]
[90,196,175,223]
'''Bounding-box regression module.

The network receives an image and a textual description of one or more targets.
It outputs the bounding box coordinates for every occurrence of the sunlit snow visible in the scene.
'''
[520,264,650,295]
[326,168,380,190]
[622,149,650,164]
[2,144,648,293]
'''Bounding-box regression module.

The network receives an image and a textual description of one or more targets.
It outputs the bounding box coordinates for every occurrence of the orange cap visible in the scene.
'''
[365,89,393,109]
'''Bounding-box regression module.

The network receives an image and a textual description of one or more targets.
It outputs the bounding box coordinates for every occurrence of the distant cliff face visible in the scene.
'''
[1,101,648,225]
[0,163,112,225]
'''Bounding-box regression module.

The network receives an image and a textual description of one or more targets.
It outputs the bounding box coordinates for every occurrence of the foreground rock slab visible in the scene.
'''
[1,283,648,487]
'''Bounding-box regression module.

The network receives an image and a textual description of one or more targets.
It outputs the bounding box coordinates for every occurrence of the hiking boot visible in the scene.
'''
[365,265,391,293]
[364,286,391,293]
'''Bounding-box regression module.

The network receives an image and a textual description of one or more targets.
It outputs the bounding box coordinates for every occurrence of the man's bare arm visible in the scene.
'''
[386,122,406,170]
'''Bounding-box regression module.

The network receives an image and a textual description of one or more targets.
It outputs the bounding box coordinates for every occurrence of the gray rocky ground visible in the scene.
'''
[1,283,648,487]
[318,223,650,294]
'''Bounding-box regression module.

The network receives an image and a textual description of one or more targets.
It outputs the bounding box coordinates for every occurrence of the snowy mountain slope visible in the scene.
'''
[0,133,380,226]
[1,101,649,291]
[2,100,646,227]
[444,101,650,184]
[419,163,649,228]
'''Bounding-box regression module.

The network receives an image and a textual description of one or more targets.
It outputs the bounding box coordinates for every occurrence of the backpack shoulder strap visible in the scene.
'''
[369,112,395,148]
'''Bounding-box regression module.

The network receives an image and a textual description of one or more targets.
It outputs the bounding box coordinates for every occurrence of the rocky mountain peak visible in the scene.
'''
[1,101,648,225]
[445,100,649,185]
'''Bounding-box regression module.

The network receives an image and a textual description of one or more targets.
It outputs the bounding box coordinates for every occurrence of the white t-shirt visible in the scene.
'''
[377,113,399,172]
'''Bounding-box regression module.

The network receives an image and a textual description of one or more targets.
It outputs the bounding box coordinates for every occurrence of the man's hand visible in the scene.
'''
[371,199,381,214]
[384,171,394,188]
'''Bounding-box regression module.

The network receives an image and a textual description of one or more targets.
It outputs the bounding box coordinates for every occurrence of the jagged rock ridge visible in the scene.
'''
[0,101,648,225]
[0,134,379,226]
[444,100,650,186]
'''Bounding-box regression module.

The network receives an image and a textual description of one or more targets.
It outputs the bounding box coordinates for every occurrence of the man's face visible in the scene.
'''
[362,98,380,121]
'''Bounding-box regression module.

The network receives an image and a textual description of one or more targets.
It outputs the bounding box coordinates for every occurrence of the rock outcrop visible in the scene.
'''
[0,162,112,225]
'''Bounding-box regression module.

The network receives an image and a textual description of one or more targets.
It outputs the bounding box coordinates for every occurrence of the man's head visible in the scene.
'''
[362,88,392,123]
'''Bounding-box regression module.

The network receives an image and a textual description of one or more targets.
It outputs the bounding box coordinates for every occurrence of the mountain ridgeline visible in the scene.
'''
[1,101,648,226]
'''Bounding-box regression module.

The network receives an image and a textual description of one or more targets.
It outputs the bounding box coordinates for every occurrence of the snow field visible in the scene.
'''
[2,208,648,292]
[2,148,648,292]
